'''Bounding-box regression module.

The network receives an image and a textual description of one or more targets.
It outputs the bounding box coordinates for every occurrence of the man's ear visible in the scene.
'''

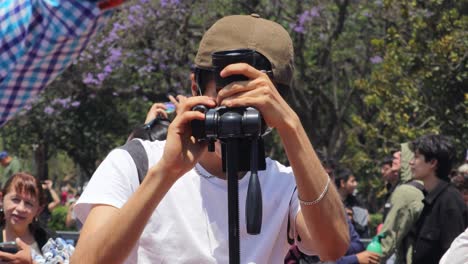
[340,179,346,188]
[429,159,438,170]
[190,73,198,96]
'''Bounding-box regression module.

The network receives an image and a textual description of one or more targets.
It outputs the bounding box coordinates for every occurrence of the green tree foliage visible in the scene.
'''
[1,0,466,211]
[352,0,467,168]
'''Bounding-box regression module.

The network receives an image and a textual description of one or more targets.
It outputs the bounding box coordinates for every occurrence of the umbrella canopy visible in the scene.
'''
[0,0,117,127]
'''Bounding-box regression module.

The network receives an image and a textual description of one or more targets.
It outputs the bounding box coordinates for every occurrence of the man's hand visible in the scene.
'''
[216,63,298,132]
[0,238,32,264]
[356,251,380,264]
[156,95,216,181]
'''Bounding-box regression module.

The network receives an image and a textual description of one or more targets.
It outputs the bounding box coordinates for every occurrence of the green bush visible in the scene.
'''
[48,205,71,231]
[368,213,383,237]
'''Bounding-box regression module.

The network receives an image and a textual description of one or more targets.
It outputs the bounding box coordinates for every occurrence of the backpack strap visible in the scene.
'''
[406,180,424,191]
[118,139,148,184]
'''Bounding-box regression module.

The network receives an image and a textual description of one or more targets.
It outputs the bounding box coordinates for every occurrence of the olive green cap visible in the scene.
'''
[194,14,294,87]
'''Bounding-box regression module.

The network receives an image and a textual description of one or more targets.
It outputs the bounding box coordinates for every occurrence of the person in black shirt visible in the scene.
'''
[404,134,468,264]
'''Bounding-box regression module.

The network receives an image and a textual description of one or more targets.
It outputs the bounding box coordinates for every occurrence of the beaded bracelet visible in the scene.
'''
[298,176,331,206]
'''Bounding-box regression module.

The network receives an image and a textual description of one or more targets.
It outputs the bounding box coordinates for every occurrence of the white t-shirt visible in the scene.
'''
[439,227,468,264]
[75,139,310,263]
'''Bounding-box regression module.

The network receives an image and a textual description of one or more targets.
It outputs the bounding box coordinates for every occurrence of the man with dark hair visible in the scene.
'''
[380,155,397,221]
[403,134,468,264]
[72,14,349,263]
[379,144,424,264]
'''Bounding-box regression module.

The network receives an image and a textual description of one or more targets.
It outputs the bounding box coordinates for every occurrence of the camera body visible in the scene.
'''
[191,106,263,141]
[191,49,268,171]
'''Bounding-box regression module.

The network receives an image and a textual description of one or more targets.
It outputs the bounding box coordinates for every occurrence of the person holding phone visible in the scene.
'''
[0,173,55,263]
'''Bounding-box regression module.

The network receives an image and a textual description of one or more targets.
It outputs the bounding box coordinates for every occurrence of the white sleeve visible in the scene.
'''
[439,227,468,264]
[74,149,140,224]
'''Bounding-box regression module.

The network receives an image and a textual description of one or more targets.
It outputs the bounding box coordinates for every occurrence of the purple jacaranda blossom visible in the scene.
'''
[132,85,140,91]
[160,0,168,7]
[52,97,72,108]
[298,11,311,25]
[103,65,113,74]
[108,48,122,63]
[71,101,81,107]
[97,72,107,83]
[160,0,180,7]
[113,92,119,96]
[310,7,320,17]
[83,73,98,85]
[292,7,320,34]
[129,4,142,13]
[363,11,372,17]
[293,25,306,33]
[159,63,168,70]
[90,93,96,99]
[370,56,383,64]
[44,106,55,115]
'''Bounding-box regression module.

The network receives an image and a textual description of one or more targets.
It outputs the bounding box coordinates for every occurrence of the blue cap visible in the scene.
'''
[0,151,8,160]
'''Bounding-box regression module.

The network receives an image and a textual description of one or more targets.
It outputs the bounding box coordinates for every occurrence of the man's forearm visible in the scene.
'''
[71,163,177,263]
[277,117,349,260]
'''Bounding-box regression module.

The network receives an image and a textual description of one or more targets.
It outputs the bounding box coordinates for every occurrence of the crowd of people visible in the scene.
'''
[1,1,467,263]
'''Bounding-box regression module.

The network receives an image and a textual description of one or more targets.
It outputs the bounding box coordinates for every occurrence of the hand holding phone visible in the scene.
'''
[0,241,19,254]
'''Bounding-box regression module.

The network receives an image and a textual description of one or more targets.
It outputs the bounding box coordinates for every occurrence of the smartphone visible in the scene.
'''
[0,241,18,254]
[164,102,175,114]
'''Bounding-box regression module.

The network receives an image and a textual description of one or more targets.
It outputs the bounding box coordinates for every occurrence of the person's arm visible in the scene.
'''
[380,185,424,261]
[346,218,365,255]
[0,0,125,127]
[440,227,468,264]
[337,254,359,264]
[43,180,60,212]
[71,96,216,263]
[217,63,349,260]
[65,203,76,228]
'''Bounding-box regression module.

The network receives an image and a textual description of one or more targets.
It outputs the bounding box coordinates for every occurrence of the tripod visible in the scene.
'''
[222,136,262,264]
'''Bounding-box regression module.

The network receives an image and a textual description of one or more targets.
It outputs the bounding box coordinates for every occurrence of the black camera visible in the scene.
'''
[191,49,270,171]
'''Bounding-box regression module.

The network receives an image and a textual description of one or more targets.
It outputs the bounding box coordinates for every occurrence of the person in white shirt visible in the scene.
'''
[71,14,349,264]
[439,227,468,264]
